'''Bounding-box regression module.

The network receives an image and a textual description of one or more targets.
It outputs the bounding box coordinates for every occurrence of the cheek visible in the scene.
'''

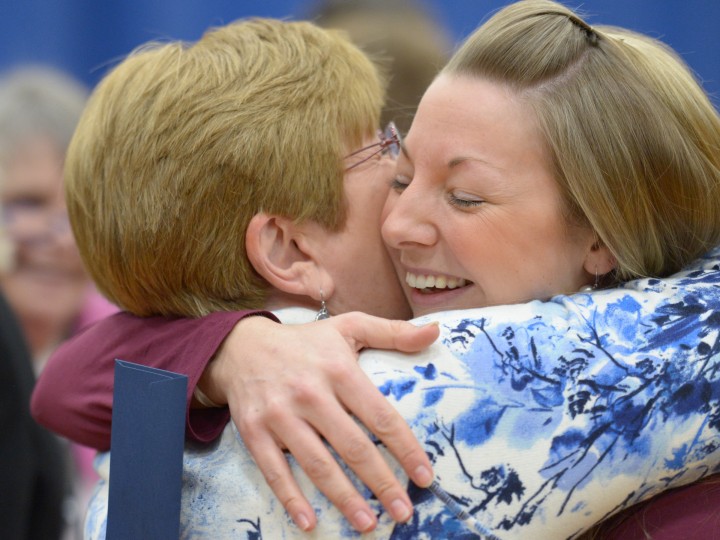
[65,247,87,272]
[380,192,394,223]
[380,191,399,244]
[368,190,387,224]
[450,212,536,283]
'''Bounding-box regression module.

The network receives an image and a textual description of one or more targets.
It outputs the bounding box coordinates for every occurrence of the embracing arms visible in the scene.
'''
[34,249,720,537]
[31,310,259,448]
[83,251,720,539]
[31,309,438,533]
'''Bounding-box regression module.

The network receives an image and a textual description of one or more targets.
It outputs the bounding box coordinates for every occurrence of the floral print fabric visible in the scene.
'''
[86,248,720,539]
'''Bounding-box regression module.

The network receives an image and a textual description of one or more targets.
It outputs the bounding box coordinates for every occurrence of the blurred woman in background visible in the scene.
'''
[0,66,118,539]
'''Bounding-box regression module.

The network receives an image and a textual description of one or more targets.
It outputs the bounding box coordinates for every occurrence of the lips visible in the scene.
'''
[405,271,470,291]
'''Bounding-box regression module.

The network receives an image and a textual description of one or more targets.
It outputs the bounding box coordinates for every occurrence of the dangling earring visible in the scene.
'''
[579,267,600,293]
[315,289,330,320]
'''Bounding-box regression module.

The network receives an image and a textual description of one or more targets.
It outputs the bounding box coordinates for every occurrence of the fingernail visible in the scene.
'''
[295,512,311,531]
[413,465,433,487]
[353,510,375,532]
[390,498,412,522]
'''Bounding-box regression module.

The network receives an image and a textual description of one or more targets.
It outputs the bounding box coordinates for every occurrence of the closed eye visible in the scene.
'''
[391,175,411,192]
[449,192,484,208]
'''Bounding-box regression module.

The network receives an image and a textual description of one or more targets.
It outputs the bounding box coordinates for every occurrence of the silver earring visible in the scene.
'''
[315,289,330,321]
[579,267,600,292]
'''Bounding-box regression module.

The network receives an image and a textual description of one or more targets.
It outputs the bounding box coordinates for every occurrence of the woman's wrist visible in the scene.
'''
[193,383,222,408]
[192,315,279,408]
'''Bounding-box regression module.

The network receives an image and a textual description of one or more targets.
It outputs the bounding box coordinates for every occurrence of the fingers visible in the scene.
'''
[245,410,383,531]
[333,362,434,489]
[318,417,416,524]
[332,312,440,353]
[241,425,318,532]
[280,419,386,533]
[221,313,439,533]
[240,374,419,533]
[393,320,440,352]
[271,373,415,532]
[294,361,430,526]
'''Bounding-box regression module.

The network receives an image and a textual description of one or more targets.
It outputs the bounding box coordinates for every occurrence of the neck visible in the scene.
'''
[263,290,320,314]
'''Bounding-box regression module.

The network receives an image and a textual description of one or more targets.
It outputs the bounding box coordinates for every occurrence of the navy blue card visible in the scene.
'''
[106,360,187,540]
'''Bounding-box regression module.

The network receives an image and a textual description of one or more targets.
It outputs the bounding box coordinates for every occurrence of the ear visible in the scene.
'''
[583,240,617,279]
[245,213,333,301]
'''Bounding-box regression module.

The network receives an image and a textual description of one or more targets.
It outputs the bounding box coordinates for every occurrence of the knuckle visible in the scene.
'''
[343,436,373,466]
[338,311,363,332]
[325,359,353,380]
[399,446,422,464]
[263,399,287,423]
[343,311,362,323]
[236,413,262,438]
[371,406,401,436]
[282,493,306,515]
[290,380,323,408]
[282,495,302,512]
[373,478,398,500]
[386,317,401,331]
[303,455,334,481]
[263,467,284,490]
[336,491,363,515]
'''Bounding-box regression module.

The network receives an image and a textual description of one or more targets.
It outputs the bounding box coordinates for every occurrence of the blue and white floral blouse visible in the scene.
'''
[86,248,720,539]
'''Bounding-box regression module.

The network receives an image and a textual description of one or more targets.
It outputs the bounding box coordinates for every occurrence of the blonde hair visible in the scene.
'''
[65,19,384,316]
[445,0,720,283]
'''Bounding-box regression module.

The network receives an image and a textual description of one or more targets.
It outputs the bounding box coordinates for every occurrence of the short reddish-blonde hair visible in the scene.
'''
[65,19,385,316]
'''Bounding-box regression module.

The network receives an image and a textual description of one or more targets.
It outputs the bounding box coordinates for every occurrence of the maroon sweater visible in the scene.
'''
[31,310,276,449]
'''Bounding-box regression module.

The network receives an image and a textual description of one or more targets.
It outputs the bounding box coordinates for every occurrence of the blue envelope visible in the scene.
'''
[106,360,187,540]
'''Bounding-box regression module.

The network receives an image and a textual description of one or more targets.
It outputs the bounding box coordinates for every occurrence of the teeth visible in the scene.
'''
[405,272,468,290]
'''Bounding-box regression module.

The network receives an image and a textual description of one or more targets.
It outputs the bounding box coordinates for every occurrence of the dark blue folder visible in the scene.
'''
[106,360,187,540]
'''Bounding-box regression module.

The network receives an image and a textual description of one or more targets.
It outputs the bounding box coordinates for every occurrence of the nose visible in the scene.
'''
[381,181,437,250]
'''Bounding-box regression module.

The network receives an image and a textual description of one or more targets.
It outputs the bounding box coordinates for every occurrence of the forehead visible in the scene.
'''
[402,74,563,209]
[2,136,64,196]
[406,74,546,166]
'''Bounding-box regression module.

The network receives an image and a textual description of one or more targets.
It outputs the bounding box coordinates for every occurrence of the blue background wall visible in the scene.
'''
[0,1,718,106]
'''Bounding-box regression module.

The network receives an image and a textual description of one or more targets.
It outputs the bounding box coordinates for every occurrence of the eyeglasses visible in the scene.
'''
[344,122,401,171]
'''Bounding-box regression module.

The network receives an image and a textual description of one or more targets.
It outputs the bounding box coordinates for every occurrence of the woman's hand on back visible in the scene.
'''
[198,312,439,533]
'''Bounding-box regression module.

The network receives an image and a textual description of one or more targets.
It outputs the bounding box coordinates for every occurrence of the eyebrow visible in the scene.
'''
[398,144,503,173]
[448,156,503,172]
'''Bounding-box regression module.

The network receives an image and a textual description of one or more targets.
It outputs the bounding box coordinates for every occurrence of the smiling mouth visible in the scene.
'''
[405,272,472,293]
